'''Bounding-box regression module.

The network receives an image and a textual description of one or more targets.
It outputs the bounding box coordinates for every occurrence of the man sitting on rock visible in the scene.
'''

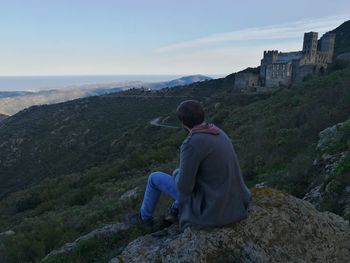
[130,100,252,231]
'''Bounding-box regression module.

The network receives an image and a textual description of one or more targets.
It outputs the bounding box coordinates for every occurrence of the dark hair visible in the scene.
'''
[176,100,204,129]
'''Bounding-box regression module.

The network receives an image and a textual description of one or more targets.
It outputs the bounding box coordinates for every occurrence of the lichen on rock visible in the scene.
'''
[305,118,350,220]
[118,187,350,263]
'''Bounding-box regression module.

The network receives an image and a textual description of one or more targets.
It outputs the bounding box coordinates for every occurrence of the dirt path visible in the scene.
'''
[149,117,179,129]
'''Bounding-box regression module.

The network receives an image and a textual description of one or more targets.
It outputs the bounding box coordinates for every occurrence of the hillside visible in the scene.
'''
[0,75,211,115]
[0,114,8,122]
[332,20,350,56]
[0,21,349,263]
[42,188,350,263]
[0,75,233,198]
[304,118,350,220]
[0,61,349,262]
[149,75,212,90]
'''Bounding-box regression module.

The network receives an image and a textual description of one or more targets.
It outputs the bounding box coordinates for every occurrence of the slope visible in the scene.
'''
[0,62,349,263]
[332,20,350,56]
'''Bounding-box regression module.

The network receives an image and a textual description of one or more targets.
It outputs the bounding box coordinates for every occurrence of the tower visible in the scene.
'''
[260,50,278,86]
[320,32,336,63]
[303,32,318,63]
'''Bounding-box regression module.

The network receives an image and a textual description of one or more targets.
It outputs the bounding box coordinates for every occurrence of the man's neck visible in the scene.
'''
[190,122,206,131]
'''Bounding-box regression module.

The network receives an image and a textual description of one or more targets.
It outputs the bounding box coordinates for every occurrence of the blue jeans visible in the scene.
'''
[140,171,179,220]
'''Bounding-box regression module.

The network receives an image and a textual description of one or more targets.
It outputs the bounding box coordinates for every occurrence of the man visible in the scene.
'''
[130,100,252,231]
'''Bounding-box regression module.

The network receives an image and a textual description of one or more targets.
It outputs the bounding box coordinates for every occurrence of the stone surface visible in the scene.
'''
[119,187,141,202]
[303,185,322,209]
[304,119,350,219]
[0,230,15,238]
[316,124,339,151]
[118,187,350,263]
[108,258,121,263]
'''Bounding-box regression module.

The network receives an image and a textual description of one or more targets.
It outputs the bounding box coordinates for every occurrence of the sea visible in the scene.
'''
[0,75,187,92]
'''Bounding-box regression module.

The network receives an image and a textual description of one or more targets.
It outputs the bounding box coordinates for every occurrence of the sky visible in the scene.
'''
[0,0,349,76]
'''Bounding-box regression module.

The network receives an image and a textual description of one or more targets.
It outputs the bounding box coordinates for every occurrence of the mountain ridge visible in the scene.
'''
[0,75,212,115]
[331,20,350,56]
[0,113,8,122]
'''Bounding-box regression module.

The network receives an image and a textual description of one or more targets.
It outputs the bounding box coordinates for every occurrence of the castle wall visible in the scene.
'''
[320,32,336,63]
[316,53,328,66]
[265,62,292,87]
[259,31,336,89]
[234,73,259,90]
[293,64,315,82]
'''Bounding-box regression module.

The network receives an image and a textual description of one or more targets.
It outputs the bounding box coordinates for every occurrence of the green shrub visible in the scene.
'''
[16,193,42,212]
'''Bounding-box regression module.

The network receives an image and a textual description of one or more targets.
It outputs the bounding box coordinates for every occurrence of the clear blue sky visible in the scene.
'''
[0,0,349,76]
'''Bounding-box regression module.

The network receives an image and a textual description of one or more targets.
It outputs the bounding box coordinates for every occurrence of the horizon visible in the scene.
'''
[0,0,349,76]
[0,73,222,77]
[0,74,224,92]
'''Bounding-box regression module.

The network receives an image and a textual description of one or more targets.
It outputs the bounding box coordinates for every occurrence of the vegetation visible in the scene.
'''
[0,61,349,262]
[0,20,349,262]
[317,118,350,219]
[332,20,350,56]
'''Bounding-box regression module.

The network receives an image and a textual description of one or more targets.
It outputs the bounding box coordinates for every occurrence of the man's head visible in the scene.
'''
[176,100,204,130]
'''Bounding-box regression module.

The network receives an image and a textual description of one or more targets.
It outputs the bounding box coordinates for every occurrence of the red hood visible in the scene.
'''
[190,123,220,135]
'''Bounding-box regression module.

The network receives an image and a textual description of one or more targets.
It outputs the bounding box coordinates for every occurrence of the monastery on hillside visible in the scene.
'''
[235,31,336,91]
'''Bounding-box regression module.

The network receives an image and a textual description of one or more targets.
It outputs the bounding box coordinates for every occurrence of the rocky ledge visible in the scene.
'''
[115,187,349,263]
[44,187,350,263]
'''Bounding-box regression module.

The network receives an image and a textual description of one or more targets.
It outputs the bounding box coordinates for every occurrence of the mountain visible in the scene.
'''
[331,20,350,56]
[0,62,349,262]
[0,113,8,122]
[2,62,350,199]
[147,75,212,90]
[0,91,33,98]
[0,73,231,198]
[0,75,212,115]
[0,21,349,262]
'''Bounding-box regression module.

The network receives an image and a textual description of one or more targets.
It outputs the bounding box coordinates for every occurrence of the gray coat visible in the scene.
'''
[174,124,252,231]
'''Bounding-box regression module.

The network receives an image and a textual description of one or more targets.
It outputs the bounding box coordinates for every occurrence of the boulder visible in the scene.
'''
[118,187,350,263]
[119,187,141,203]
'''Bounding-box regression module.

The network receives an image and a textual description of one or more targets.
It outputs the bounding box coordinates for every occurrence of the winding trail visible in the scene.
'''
[149,117,179,129]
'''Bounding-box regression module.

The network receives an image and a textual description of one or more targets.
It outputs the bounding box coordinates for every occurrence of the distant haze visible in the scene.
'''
[0,74,213,115]
[0,75,185,92]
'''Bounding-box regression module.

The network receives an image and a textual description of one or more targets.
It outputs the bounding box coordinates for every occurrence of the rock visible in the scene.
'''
[254,182,266,188]
[303,185,323,209]
[119,187,141,202]
[108,258,121,263]
[0,230,15,237]
[316,124,339,151]
[118,187,350,263]
[304,119,350,219]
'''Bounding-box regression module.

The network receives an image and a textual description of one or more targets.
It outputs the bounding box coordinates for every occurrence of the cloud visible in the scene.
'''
[155,14,348,53]
[150,42,303,75]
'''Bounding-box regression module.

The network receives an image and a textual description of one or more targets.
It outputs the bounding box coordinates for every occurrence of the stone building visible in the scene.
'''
[234,73,259,91]
[259,31,335,87]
